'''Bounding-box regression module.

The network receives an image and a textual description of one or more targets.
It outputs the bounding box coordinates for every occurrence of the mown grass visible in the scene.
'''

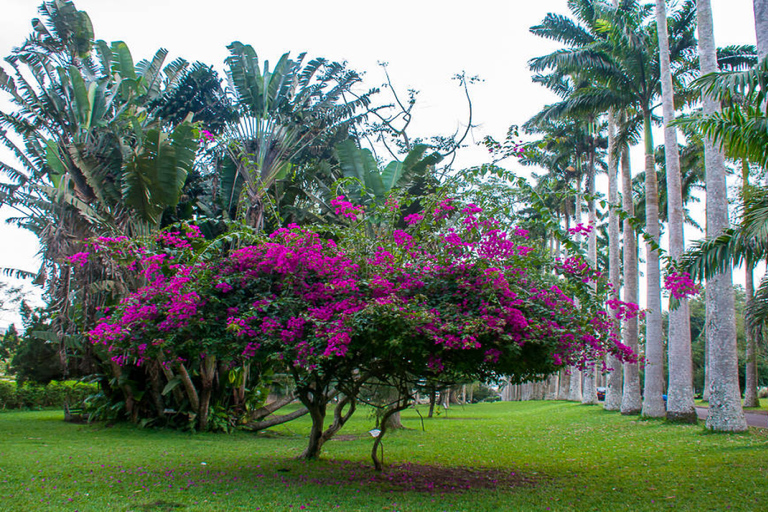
[1,401,767,511]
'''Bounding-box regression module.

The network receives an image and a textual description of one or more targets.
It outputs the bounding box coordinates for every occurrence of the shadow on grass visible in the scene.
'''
[139,500,185,511]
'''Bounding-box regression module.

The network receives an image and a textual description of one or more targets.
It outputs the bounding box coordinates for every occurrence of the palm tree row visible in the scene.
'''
[526,0,762,430]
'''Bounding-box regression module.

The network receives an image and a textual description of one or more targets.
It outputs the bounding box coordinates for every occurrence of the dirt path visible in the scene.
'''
[695,406,767,428]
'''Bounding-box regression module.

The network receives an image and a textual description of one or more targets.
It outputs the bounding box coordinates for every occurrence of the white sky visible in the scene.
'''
[0,0,759,328]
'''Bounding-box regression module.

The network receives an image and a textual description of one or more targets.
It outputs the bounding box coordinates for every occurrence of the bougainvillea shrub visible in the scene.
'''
[83,194,637,458]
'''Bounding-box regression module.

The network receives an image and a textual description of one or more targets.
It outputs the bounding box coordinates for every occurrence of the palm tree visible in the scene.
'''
[604,111,623,411]
[695,0,748,432]
[530,0,699,416]
[673,39,763,413]
[656,0,696,423]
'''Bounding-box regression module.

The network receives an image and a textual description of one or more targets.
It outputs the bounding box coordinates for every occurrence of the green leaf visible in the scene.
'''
[68,66,90,127]
[381,161,404,192]
[162,376,183,396]
[111,41,136,80]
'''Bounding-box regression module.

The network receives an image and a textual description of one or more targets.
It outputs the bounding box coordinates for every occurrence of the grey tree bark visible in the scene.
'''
[749,1,768,407]
[583,145,599,406]
[744,262,759,407]
[755,0,768,61]
[620,144,642,415]
[569,178,584,402]
[698,0,748,432]
[657,0,696,423]
[743,162,760,408]
[557,369,571,400]
[604,109,623,411]
[640,109,666,419]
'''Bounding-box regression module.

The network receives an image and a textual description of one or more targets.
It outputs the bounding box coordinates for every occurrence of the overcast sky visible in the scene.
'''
[0,0,759,327]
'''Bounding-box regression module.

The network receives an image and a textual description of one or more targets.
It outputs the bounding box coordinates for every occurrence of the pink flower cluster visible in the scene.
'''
[664,271,699,299]
[568,223,594,237]
[87,199,636,382]
[68,251,90,268]
[330,196,364,220]
[556,256,601,284]
[433,198,456,220]
[404,213,423,225]
[605,298,644,321]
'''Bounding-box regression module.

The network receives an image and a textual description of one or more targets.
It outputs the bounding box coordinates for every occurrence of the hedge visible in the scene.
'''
[0,380,98,410]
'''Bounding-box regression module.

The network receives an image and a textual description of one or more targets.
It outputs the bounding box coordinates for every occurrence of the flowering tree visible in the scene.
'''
[85,191,636,463]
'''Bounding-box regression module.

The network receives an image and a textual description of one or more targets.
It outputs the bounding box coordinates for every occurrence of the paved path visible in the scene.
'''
[695,406,767,428]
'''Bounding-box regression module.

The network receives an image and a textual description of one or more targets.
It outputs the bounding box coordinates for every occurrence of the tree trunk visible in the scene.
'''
[582,145,599,406]
[557,369,570,400]
[371,399,410,471]
[428,386,436,417]
[320,395,356,444]
[246,406,309,431]
[110,360,138,423]
[744,262,760,407]
[569,180,583,403]
[703,339,711,402]
[159,359,185,406]
[657,0,697,423]
[302,400,327,460]
[249,392,298,422]
[698,0,749,432]
[299,384,359,459]
[755,0,768,62]
[743,160,760,408]
[147,360,165,418]
[640,110,666,419]
[604,107,623,411]
[620,144,642,415]
[177,362,200,412]
[385,411,403,429]
[197,354,216,431]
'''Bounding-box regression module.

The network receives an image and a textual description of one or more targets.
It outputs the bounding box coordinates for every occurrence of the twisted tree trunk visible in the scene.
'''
[198,354,217,431]
[176,362,200,412]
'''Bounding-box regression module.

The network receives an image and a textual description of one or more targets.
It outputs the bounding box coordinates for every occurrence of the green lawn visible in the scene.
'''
[1,401,766,511]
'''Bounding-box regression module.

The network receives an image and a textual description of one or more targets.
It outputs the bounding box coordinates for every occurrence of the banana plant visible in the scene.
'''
[333,138,442,206]
[221,43,375,230]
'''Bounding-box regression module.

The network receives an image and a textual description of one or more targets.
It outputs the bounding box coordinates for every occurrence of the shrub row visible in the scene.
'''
[0,380,97,410]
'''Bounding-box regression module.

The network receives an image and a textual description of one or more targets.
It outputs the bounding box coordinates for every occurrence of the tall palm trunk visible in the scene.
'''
[697,0,748,432]
[603,0,624,412]
[744,0,768,407]
[605,111,623,411]
[641,110,666,419]
[657,0,696,423]
[569,175,584,402]
[743,161,760,408]
[582,136,599,405]
[755,0,768,62]
[620,144,642,415]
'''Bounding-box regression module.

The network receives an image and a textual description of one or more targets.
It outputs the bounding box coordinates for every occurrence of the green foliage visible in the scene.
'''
[2,403,768,510]
[0,379,97,410]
